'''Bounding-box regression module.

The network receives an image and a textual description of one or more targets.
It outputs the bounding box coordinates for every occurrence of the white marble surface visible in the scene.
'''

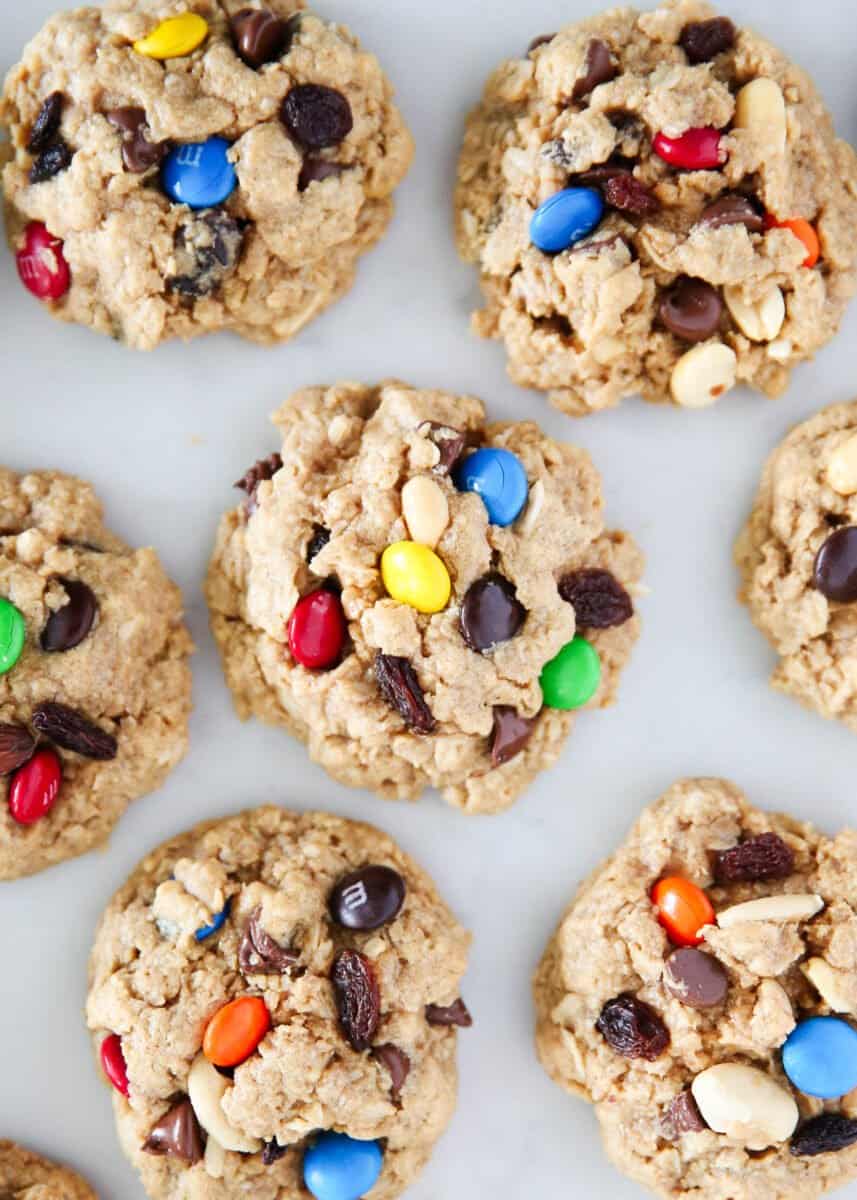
[3,1,857,1197]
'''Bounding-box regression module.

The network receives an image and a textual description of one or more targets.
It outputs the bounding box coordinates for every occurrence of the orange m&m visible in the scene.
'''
[651,876,715,947]
[764,215,820,268]
[203,997,270,1067]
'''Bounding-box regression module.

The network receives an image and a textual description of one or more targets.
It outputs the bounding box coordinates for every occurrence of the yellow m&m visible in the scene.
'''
[381,542,450,615]
[134,13,209,60]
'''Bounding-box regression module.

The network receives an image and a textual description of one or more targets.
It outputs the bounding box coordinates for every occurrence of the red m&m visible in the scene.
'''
[16,221,70,301]
[100,1033,130,1097]
[651,876,715,947]
[653,128,726,171]
[8,747,62,826]
[287,589,346,670]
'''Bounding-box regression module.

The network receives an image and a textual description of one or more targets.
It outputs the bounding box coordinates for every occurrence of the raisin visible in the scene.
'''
[281,84,353,149]
[306,524,331,564]
[713,832,795,883]
[790,1114,857,1157]
[372,1043,411,1102]
[331,949,380,1052]
[31,702,117,761]
[596,994,670,1060]
[168,211,245,300]
[234,452,283,516]
[28,92,64,153]
[679,17,736,64]
[426,998,473,1028]
[29,140,73,184]
[261,1139,289,1165]
[0,724,36,775]
[574,162,636,187]
[558,568,633,629]
[603,173,660,216]
[374,653,436,734]
[238,906,299,975]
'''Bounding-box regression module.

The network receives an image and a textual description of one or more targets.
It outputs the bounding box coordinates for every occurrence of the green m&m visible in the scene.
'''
[0,598,25,674]
[540,636,601,710]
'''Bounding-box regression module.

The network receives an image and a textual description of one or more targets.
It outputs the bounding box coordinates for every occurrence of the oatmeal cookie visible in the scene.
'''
[0,1141,96,1199]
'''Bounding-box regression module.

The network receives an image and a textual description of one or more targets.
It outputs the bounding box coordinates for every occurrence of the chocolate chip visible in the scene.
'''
[791,1114,857,1157]
[298,155,345,192]
[29,140,73,184]
[281,84,353,149]
[490,706,536,767]
[699,193,764,233]
[235,452,283,517]
[663,1090,707,1138]
[460,574,526,653]
[374,652,435,734]
[106,107,168,173]
[41,579,97,652]
[238,906,299,975]
[31,701,117,760]
[713,832,795,883]
[329,865,406,931]
[306,524,331,564]
[332,949,380,1052]
[603,172,659,216]
[528,33,557,54]
[426,999,472,1028]
[814,527,857,603]
[571,39,617,101]
[679,17,736,64]
[168,210,245,300]
[143,1098,204,1164]
[664,948,729,1009]
[559,568,633,629]
[231,8,295,68]
[373,1044,411,1102]
[416,422,467,476]
[574,163,635,187]
[28,92,65,153]
[596,994,670,1060]
[262,1139,289,1165]
[0,725,36,775]
[658,277,723,342]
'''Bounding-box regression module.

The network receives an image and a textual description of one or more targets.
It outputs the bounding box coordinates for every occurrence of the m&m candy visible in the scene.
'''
[540,636,601,710]
[530,186,604,253]
[381,542,451,614]
[8,748,62,826]
[652,127,726,170]
[0,599,26,674]
[203,996,271,1067]
[453,448,528,528]
[15,222,70,301]
[782,1017,857,1099]
[161,137,237,209]
[651,876,715,947]
[100,1034,130,1097]
[194,900,231,943]
[303,1132,383,1200]
[134,13,209,59]
[288,590,346,669]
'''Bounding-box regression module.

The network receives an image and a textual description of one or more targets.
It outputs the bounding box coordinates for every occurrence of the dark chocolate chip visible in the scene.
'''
[29,139,73,184]
[664,948,729,1009]
[262,1139,289,1165]
[596,994,670,1060]
[143,1098,204,1164]
[571,39,617,101]
[28,92,64,154]
[528,33,557,54]
[416,422,467,475]
[332,949,380,1052]
[106,108,169,174]
[0,724,36,776]
[791,1114,857,1157]
[281,84,353,149]
[813,527,857,603]
[663,1090,707,1138]
[298,155,345,192]
[41,579,97,652]
[699,193,764,233]
[574,163,635,188]
[235,452,283,517]
[558,568,633,629]
[374,652,436,734]
[679,17,736,64]
[373,1044,411,1102]
[490,706,536,767]
[306,524,331,564]
[460,574,526,653]
[238,906,299,975]
[329,865,406,931]
[426,999,472,1028]
[658,277,723,342]
[713,832,795,883]
[168,210,245,300]
[31,701,117,760]
[231,8,295,68]
[603,172,660,216]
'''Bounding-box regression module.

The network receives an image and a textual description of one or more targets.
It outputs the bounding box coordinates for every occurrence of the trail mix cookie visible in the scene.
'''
[86,807,471,1200]
[0,1141,96,1199]
[205,381,643,814]
[0,469,193,879]
[1,0,412,349]
[737,401,857,733]
[455,0,857,415]
[534,778,857,1200]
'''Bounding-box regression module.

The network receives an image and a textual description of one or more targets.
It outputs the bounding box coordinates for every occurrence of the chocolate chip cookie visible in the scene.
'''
[1,0,412,348]
[205,381,643,814]
[0,1141,96,1199]
[86,807,471,1200]
[0,469,193,879]
[736,401,857,733]
[534,778,857,1200]
[455,0,857,415]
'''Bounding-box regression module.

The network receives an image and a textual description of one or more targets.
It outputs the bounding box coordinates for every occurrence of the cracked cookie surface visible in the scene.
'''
[0,469,193,879]
[455,0,857,415]
[205,381,643,814]
[534,778,857,1200]
[1,0,412,349]
[85,806,471,1200]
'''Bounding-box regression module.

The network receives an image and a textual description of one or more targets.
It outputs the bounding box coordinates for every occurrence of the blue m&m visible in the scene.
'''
[194,899,231,943]
[303,1132,383,1200]
[530,187,604,253]
[453,447,528,527]
[782,1017,857,1099]
[161,137,237,209]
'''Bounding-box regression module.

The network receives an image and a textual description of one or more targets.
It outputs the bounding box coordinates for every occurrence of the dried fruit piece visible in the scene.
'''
[558,568,633,629]
[235,452,283,516]
[426,999,472,1028]
[238,906,299,975]
[31,701,117,760]
[416,421,467,475]
[663,1090,707,1138]
[790,1114,857,1157]
[281,84,353,149]
[143,1098,204,1164]
[30,140,73,184]
[490,707,536,767]
[332,950,380,1052]
[679,17,736,64]
[373,1044,411,1102]
[168,210,245,300]
[603,173,659,216]
[374,653,435,734]
[306,524,331,564]
[713,832,795,883]
[596,994,670,1060]
[572,39,617,101]
[28,92,64,153]
[0,724,36,775]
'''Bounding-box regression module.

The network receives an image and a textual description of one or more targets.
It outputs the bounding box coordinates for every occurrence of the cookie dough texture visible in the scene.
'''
[0,470,193,879]
[0,1141,96,1199]
[86,807,471,1200]
[534,778,857,1199]
[455,0,857,415]
[205,381,643,814]
[1,0,413,349]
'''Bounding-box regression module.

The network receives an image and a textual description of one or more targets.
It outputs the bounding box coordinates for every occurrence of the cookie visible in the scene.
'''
[534,777,857,1200]
[0,1141,96,1199]
[455,0,857,415]
[205,381,643,814]
[0,469,193,879]
[736,401,857,733]
[1,0,412,349]
[85,806,471,1200]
